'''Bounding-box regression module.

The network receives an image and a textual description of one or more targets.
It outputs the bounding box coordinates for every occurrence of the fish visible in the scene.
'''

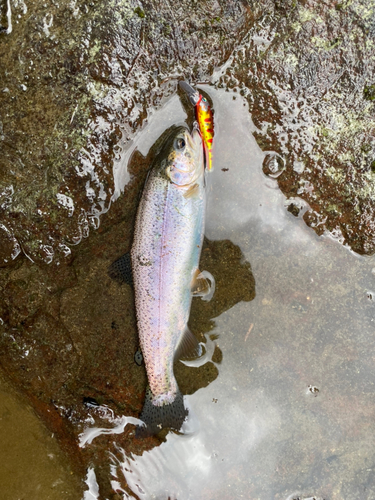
[179,81,215,171]
[109,124,215,435]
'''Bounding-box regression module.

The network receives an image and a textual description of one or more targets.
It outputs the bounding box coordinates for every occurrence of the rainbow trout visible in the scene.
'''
[132,124,213,435]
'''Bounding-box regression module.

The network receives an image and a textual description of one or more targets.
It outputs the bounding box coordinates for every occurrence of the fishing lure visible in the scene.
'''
[179,81,214,171]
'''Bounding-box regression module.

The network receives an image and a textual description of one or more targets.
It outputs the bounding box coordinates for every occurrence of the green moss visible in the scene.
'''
[326,166,346,184]
[364,85,375,101]
[336,0,352,10]
[134,6,145,18]
[329,38,342,49]
[312,36,342,51]
[299,6,323,24]
[326,203,340,214]
[163,22,171,36]
[88,40,101,64]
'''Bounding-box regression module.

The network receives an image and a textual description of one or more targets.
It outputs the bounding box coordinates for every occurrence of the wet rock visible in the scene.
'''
[0,189,144,481]
[263,152,285,178]
[1,0,375,266]
[1,0,375,496]
[222,0,375,254]
[0,224,21,266]
[287,203,300,217]
[0,0,252,265]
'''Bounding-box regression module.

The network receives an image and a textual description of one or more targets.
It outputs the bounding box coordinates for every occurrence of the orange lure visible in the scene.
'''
[179,81,214,171]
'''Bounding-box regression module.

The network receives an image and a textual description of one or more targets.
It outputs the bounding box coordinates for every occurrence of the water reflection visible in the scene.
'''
[108,386,280,500]
[79,89,375,499]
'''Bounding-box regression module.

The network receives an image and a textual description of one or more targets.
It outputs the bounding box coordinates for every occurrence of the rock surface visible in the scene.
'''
[1,0,375,262]
[0,0,374,496]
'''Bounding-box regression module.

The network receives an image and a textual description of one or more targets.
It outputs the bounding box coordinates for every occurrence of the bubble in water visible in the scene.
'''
[262,152,285,178]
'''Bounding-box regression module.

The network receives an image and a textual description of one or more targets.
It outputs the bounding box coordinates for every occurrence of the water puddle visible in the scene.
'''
[112,94,187,199]
[1,3,375,496]
[71,89,375,499]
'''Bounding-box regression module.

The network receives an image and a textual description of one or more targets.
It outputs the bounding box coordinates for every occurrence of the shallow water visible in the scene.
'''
[0,372,81,499]
[74,90,375,500]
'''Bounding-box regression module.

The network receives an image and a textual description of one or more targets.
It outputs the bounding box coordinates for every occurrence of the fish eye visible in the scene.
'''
[175,138,186,150]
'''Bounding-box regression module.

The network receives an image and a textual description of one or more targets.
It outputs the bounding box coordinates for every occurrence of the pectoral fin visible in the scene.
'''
[108,252,133,285]
[191,269,215,302]
[183,183,199,199]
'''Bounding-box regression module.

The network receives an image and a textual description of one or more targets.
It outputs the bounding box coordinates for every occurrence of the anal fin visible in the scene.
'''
[175,328,202,360]
[108,252,133,285]
[191,269,215,302]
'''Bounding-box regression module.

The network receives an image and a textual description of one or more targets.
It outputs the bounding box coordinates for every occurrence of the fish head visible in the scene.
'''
[163,126,204,187]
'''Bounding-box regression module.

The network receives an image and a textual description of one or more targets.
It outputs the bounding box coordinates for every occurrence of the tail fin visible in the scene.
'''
[136,387,188,437]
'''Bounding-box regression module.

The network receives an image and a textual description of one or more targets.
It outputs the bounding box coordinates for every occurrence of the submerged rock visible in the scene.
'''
[0,140,255,496]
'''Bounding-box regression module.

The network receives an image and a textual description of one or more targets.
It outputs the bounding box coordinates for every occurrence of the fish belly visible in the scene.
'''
[132,171,205,405]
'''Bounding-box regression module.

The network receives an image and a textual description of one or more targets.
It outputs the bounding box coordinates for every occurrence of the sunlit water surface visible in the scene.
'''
[79,89,375,500]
